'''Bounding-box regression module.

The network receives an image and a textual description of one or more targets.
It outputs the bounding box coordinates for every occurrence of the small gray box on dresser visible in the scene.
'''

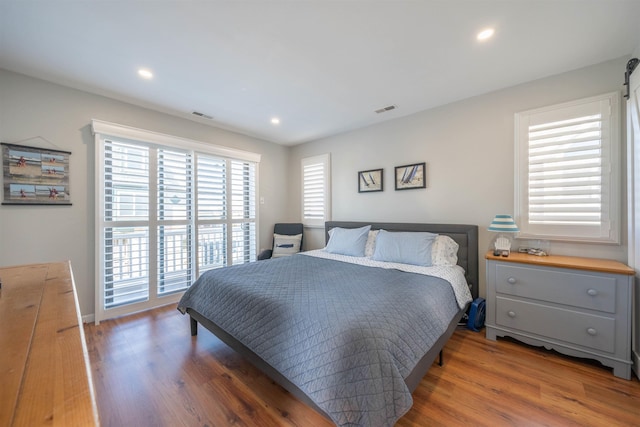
[485,252,634,380]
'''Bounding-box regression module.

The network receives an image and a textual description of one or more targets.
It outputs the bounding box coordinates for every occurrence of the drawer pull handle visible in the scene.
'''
[587,328,597,336]
[507,311,516,318]
[507,277,517,284]
[587,289,598,296]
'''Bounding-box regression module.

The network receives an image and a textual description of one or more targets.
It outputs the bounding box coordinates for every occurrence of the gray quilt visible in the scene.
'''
[177,254,461,427]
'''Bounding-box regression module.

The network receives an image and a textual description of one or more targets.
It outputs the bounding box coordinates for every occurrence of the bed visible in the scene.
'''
[178,221,478,427]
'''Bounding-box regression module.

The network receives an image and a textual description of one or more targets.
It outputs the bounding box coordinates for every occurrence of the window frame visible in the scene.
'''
[514,92,620,244]
[92,120,261,323]
[301,153,331,228]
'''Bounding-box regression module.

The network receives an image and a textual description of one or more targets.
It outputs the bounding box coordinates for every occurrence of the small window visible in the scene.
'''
[515,92,620,243]
[301,154,331,227]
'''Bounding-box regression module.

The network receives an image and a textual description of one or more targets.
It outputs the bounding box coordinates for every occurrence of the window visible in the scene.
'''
[93,120,260,323]
[301,154,331,227]
[515,92,620,243]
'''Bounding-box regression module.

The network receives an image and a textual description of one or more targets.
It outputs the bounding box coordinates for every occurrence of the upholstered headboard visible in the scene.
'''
[325,221,479,300]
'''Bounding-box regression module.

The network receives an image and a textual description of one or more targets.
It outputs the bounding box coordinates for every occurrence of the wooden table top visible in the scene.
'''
[0,262,99,426]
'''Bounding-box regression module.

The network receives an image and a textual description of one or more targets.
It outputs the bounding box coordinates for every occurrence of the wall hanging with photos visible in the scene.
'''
[1,142,72,205]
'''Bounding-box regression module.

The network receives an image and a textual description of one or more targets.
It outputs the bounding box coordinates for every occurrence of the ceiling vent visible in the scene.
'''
[191,111,214,120]
[374,105,397,114]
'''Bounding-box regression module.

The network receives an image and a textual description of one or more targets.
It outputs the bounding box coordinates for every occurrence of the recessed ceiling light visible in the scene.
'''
[138,68,153,79]
[477,28,495,41]
[271,117,280,125]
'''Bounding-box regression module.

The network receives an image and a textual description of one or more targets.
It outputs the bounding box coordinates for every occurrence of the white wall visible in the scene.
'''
[290,56,630,298]
[0,69,291,318]
[0,56,632,315]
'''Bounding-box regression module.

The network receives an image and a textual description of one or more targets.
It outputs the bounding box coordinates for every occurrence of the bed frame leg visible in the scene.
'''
[439,350,443,366]
[190,316,198,336]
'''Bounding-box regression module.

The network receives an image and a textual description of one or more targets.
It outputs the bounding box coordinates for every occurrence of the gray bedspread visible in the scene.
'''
[177,254,461,427]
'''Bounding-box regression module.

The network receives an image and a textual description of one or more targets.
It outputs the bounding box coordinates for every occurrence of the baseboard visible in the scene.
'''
[82,313,95,324]
[633,349,640,380]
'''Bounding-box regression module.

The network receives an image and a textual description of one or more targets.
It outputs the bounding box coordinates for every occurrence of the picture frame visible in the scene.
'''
[1,142,72,205]
[358,168,383,193]
[394,162,426,190]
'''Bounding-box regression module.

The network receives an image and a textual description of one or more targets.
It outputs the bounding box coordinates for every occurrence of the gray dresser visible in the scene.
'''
[485,251,634,379]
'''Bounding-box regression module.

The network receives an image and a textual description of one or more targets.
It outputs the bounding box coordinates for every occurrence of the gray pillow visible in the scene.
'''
[325,225,371,257]
[372,230,437,266]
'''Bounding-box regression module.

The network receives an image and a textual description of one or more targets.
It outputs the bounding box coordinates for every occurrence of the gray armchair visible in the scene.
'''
[258,223,304,260]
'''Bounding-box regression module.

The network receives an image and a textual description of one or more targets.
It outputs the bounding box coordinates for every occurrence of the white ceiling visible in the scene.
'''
[1,1,639,146]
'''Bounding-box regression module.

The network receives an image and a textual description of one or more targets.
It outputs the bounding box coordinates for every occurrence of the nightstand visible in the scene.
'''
[485,251,634,379]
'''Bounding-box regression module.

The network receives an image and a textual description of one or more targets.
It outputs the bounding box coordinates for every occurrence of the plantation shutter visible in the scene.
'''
[157,148,193,296]
[515,92,620,243]
[230,160,257,265]
[302,154,330,227]
[94,119,260,323]
[103,140,150,309]
[196,155,227,273]
[195,156,257,272]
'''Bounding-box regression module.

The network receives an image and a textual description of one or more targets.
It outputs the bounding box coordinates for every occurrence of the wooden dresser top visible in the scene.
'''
[0,262,99,426]
[485,251,634,275]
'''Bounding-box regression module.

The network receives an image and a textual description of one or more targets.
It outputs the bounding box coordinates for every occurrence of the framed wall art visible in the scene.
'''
[394,162,426,190]
[1,143,72,205]
[358,168,383,193]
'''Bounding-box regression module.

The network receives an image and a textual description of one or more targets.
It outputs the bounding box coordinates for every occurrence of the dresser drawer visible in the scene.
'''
[495,296,615,353]
[495,263,616,313]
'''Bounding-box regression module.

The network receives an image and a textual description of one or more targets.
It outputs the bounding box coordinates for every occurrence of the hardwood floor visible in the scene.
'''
[84,304,640,426]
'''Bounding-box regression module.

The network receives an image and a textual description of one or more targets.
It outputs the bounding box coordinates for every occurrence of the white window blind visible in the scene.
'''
[104,140,150,309]
[230,160,257,265]
[93,120,260,323]
[515,92,620,243]
[195,157,257,273]
[197,155,226,220]
[196,155,227,273]
[157,149,192,296]
[301,154,330,227]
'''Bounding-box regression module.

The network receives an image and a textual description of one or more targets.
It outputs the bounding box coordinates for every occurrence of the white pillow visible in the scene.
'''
[272,233,302,258]
[325,225,371,257]
[364,229,379,257]
[372,230,437,266]
[432,235,459,266]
